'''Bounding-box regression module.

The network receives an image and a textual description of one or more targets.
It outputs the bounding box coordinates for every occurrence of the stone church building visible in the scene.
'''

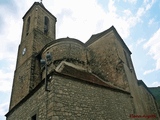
[6,2,160,120]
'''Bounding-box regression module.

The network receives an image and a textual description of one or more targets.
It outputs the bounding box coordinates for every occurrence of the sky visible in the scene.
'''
[0,0,160,119]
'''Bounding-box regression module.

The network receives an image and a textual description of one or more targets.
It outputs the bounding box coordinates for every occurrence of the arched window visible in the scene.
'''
[44,16,49,34]
[26,16,30,35]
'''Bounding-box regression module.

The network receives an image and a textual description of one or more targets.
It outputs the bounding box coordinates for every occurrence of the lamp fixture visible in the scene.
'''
[40,52,52,92]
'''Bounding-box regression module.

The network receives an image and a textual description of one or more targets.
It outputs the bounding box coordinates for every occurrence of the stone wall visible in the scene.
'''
[138,85,158,115]
[87,31,129,91]
[149,87,160,113]
[9,57,32,109]
[137,81,160,118]
[7,74,135,120]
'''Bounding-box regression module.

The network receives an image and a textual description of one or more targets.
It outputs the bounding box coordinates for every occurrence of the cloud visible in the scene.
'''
[0,69,13,92]
[134,0,155,23]
[123,0,137,4]
[105,0,155,39]
[151,81,160,87]
[148,18,154,25]
[0,4,22,61]
[0,102,9,116]
[0,1,24,94]
[0,1,23,94]
[42,0,156,41]
[143,28,160,70]
[136,38,146,46]
[143,69,156,75]
[137,7,145,18]
[144,0,149,4]
[145,0,155,11]
[43,0,107,41]
[128,44,133,52]
[49,0,156,43]
[131,0,156,24]
[108,0,116,13]
[123,9,132,16]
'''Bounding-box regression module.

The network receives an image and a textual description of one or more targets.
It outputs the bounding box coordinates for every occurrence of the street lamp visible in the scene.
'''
[40,52,52,91]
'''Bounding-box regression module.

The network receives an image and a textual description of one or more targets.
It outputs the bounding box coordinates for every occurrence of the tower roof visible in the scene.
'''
[23,2,57,21]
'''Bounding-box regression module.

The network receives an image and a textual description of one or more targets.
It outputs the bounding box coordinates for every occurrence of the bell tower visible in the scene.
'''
[9,2,57,109]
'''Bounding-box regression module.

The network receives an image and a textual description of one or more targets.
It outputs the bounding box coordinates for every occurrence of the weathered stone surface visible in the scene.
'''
[6,75,134,120]
[87,31,129,91]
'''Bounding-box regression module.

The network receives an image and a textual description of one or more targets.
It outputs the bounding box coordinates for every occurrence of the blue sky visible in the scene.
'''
[0,0,160,119]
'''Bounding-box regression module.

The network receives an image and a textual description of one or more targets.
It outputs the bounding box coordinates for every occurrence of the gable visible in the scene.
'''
[85,26,131,55]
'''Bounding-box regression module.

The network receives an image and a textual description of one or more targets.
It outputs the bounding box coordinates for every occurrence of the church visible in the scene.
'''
[6,2,160,120]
